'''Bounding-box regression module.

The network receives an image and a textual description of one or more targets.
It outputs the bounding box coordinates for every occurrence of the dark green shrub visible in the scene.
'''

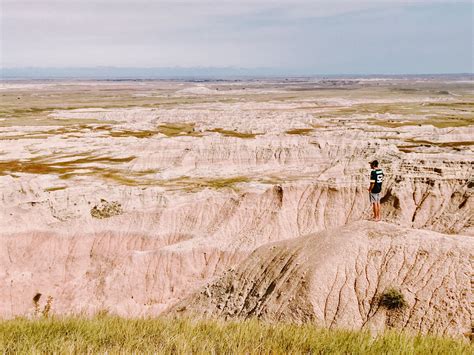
[380,288,407,310]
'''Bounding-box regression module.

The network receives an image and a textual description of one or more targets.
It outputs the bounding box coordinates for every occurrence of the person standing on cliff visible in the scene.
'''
[368,160,384,221]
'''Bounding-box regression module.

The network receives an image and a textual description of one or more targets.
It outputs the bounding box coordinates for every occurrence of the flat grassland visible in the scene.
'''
[1,316,472,354]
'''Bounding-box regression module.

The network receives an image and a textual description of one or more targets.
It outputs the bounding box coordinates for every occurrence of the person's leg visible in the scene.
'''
[376,202,381,221]
[372,202,377,220]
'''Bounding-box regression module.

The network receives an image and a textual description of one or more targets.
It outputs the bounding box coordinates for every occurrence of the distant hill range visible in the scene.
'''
[1,67,472,80]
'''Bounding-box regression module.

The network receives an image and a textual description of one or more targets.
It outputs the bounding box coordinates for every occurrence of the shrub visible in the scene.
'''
[32,293,42,316]
[42,296,53,318]
[32,294,53,318]
[380,288,407,310]
[90,199,122,219]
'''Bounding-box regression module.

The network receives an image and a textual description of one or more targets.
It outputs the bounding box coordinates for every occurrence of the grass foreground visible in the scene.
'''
[1,316,472,354]
[0,316,474,354]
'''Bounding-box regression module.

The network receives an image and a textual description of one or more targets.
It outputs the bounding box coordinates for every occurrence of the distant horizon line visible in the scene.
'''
[1,66,473,80]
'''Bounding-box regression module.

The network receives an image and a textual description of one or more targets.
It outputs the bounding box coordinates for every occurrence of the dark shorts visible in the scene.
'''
[369,192,381,203]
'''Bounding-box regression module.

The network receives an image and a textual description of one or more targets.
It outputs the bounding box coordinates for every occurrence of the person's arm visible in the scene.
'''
[368,171,375,192]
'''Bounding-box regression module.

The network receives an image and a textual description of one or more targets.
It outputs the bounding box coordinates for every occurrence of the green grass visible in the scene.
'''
[0,316,471,354]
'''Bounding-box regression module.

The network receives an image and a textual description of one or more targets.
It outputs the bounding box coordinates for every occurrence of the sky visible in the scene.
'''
[1,0,473,74]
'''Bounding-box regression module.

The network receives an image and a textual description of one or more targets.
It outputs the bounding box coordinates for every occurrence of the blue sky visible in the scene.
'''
[1,0,472,74]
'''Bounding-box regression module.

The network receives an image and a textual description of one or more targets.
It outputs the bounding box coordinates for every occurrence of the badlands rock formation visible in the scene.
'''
[0,78,472,335]
[170,221,473,337]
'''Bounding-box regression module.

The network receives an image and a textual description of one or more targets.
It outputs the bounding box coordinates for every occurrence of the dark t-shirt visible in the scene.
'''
[370,169,384,193]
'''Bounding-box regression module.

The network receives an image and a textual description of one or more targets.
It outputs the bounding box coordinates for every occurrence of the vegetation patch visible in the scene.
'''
[285,128,314,135]
[321,100,474,129]
[199,176,250,189]
[0,155,135,177]
[380,288,407,310]
[390,88,419,93]
[370,120,424,128]
[208,128,258,139]
[371,117,473,129]
[90,199,123,219]
[98,171,142,185]
[109,129,158,138]
[258,176,285,185]
[0,155,148,187]
[0,124,116,140]
[0,316,472,354]
[58,169,157,186]
[32,293,54,318]
[325,103,428,117]
[0,160,61,176]
[158,123,201,137]
[44,186,67,192]
[162,176,250,191]
[0,113,110,128]
[425,102,474,109]
[404,139,474,148]
[396,144,420,153]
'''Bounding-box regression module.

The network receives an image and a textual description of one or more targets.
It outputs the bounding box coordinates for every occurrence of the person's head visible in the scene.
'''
[370,160,379,169]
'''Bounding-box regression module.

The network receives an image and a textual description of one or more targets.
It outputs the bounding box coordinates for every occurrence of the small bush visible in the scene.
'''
[90,199,122,219]
[42,296,53,318]
[32,294,53,318]
[32,293,42,316]
[380,288,407,310]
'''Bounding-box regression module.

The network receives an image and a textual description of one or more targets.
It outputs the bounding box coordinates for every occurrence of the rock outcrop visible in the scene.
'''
[169,221,473,337]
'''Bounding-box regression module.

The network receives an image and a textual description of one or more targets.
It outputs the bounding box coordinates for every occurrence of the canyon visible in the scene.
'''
[0,77,472,336]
